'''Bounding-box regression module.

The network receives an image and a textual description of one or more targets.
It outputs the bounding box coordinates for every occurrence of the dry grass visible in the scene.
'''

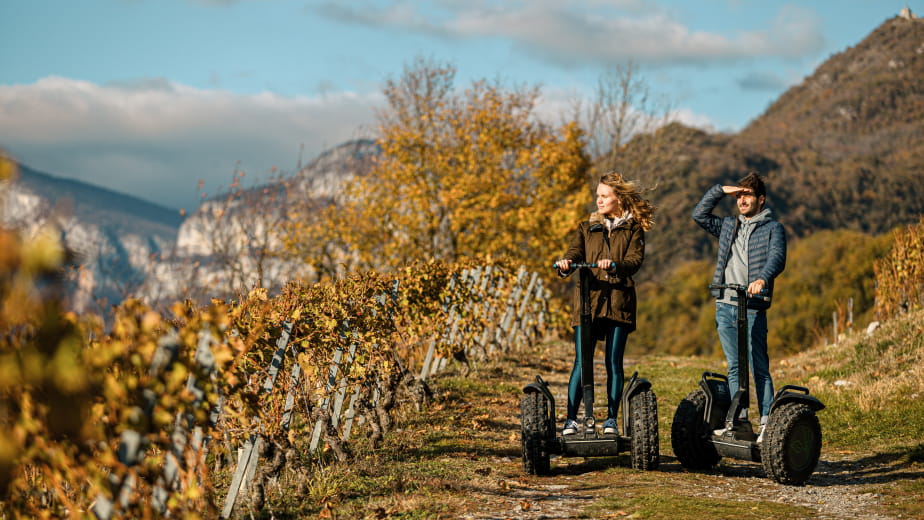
[774,309,924,449]
[779,309,924,409]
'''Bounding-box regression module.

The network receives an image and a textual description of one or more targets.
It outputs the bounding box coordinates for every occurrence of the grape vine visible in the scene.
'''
[1,225,551,519]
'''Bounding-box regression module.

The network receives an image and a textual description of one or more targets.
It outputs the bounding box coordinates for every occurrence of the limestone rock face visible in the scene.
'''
[1,163,181,314]
[1,140,378,313]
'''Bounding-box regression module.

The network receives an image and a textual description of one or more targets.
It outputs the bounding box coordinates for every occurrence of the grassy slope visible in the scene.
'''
[257,310,924,519]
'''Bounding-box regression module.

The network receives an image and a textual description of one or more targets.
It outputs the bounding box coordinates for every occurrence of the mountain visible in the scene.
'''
[10,164,183,234]
[622,13,924,276]
[734,12,924,235]
[1,163,183,313]
[136,139,379,307]
[289,138,379,202]
[1,141,379,314]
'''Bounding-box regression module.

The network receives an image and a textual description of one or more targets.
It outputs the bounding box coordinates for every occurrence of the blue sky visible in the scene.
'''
[1,1,919,212]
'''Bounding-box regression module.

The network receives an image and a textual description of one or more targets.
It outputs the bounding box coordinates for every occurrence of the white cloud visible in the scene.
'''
[534,85,718,137]
[0,77,378,211]
[669,107,716,133]
[316,1,824,67]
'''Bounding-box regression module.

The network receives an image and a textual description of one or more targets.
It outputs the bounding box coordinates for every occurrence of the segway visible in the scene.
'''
[520,263,659,475]
[671,283,824,485]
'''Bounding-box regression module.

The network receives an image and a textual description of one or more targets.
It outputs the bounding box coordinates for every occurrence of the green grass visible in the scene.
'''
[815,391,924,449]
[589,494,819,520]
[789,310,924,452]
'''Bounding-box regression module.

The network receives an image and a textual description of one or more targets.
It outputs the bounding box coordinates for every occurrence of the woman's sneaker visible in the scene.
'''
[603,418,618,435]
[563,419,580,435]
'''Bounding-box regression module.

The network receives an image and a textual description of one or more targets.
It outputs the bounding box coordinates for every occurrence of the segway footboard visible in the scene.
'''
[711,437,761,462]
[559,436,629,457]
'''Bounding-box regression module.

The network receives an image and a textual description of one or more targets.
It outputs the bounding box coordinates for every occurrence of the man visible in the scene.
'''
[692,172,786,443]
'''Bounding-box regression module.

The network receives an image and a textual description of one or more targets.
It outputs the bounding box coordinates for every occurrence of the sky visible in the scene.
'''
[1,1,919,213]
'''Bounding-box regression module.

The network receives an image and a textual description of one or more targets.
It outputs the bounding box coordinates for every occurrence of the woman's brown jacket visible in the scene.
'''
[560,212,646,331]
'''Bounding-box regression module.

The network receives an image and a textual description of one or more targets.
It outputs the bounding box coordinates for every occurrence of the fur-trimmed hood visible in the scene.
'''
[589,211,634,231]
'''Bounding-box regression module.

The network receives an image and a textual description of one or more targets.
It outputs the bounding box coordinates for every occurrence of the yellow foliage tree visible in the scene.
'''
[285,58,590,277]
[875,216,924,320]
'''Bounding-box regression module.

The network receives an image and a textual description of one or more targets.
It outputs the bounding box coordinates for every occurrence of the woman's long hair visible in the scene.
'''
[599,171,655,231]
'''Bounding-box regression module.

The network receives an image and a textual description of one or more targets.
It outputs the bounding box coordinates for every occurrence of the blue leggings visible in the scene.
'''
[566,322,628,421]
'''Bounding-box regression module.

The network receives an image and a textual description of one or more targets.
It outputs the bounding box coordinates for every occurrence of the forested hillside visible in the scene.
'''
[618,15,924,277]
[737,14,924,237]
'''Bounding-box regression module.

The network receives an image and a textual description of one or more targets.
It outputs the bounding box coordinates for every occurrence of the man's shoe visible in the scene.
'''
[602,418,617,435]
[563,419,579,436]
[713,421,746,437]
[756,416,769,443]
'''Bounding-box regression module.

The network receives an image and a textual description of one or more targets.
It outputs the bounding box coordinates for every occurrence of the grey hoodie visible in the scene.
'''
[717,208,772,306]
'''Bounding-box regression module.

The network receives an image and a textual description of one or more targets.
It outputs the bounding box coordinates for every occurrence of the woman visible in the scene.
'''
[554,171,655,435]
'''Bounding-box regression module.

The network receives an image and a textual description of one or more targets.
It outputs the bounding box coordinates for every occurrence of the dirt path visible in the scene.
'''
[430,339,922,520]
[457,454,910,520]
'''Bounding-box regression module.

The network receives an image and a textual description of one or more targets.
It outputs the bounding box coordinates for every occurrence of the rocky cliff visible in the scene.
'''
[1,140,378,313]
[1,164,182,313]
[138,139,379,307]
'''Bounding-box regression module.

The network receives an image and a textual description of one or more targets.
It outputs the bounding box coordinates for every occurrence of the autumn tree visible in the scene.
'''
[568,62,684,181]
[286,58,590,276]
[155,165,305,306]
[874,217,924,320]
[197,166,291,296]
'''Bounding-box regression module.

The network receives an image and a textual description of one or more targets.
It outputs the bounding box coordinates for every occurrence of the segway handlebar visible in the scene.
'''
[552,261,597,270]
[709,283,771,302]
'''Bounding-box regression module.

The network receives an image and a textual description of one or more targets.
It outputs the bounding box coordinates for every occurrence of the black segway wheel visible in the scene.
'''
[761,402,822,485]
[628,387,660,470]
[520,391,551,475]
[671,389,721,469]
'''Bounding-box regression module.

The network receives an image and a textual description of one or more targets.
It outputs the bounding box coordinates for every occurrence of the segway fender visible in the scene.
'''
[769,385,825,414]
[698,372,731,430]
[523,375,553,399]
[620,372,651,435]
[523,375,557,427]
[624,375,652,398]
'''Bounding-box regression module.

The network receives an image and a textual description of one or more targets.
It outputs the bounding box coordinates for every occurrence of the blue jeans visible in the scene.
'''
[715,303,774,417]
[566,321,628,421]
